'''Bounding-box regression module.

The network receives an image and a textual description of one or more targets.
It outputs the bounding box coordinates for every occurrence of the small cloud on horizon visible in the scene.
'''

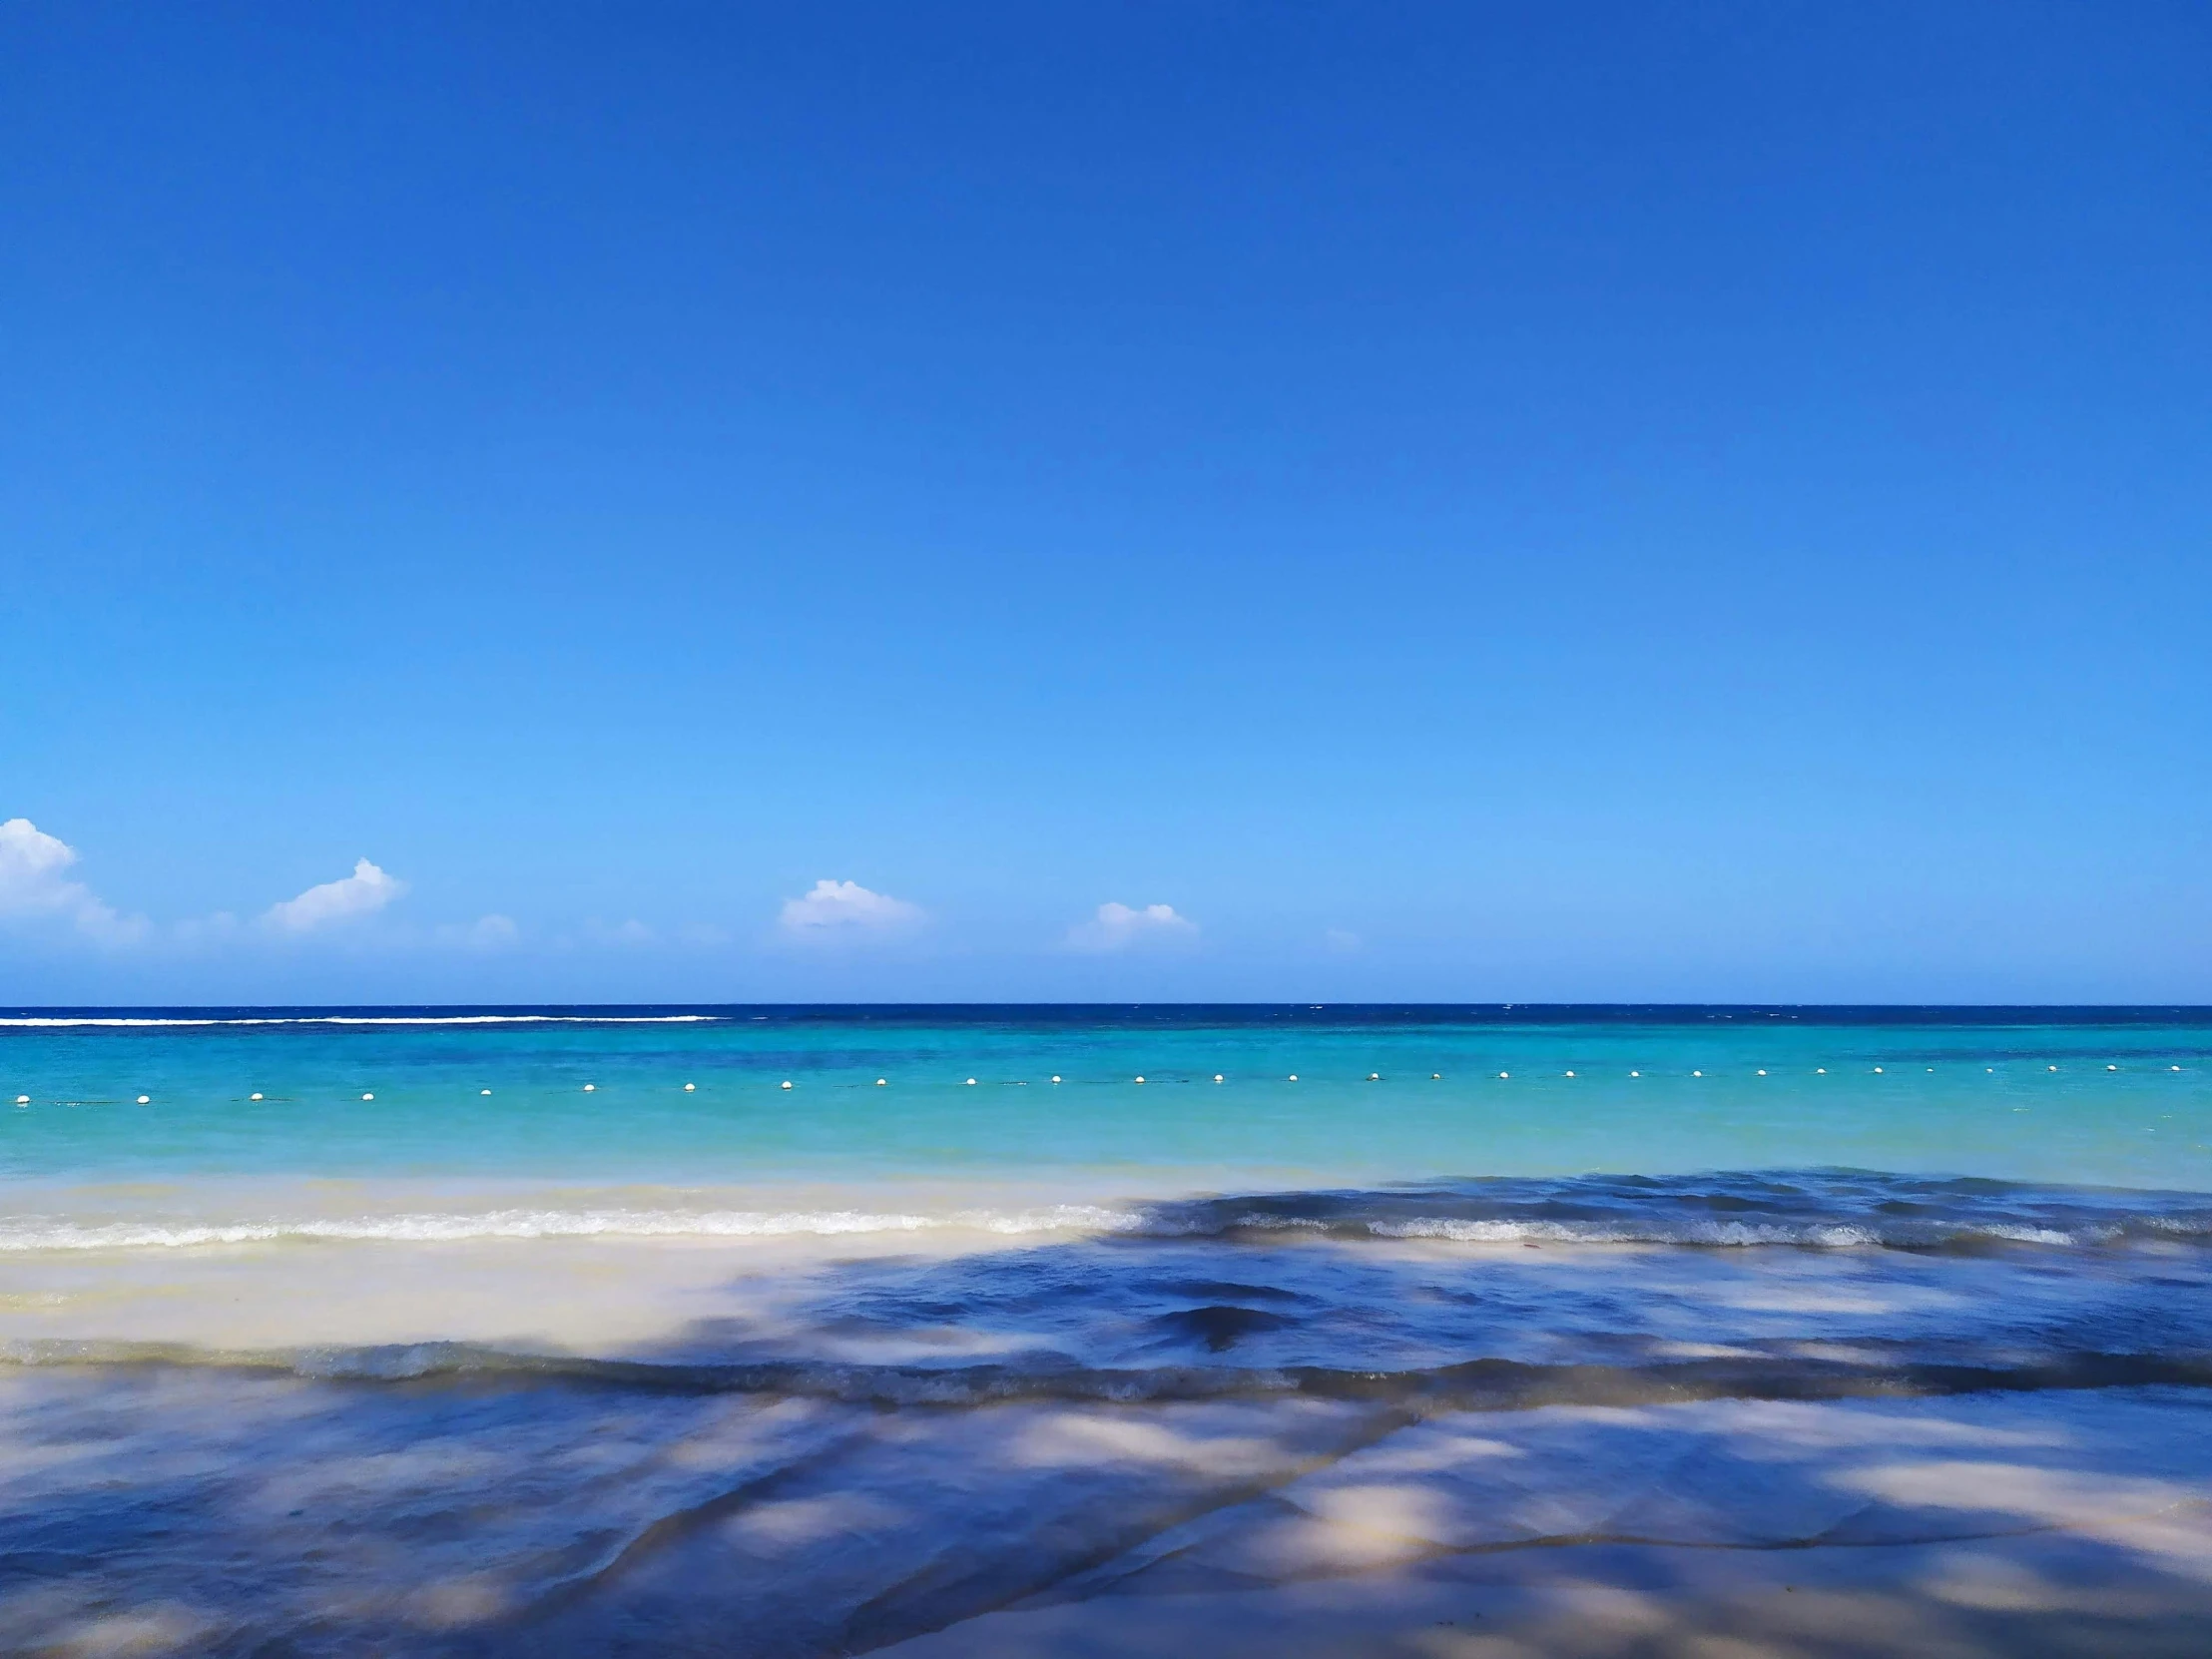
[778,879,923,937]
[1065,901,1198,952]
[0,818,147,944]
[263,858,406,932]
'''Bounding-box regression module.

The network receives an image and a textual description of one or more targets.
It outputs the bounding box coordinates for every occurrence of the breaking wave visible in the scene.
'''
[0,1204,1144,1252]
[1137,1171,2212,1251]
[4,1172,2208,1254]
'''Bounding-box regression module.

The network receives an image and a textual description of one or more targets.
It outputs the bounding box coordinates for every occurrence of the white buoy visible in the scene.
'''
[1368,1072,1381,1081]
[1756,1069,1767,1076]
[2049,1066,2058,1073]
[1986,1068,1994,1073]
[12,1095,26,1106]
[1564,1070,1575,1078]
[1498,1071,1509,1079]
[137,1095,150,1104]
[1816,1068,1827,1074]
[1431,1073,1441,1079]
[1134,1076,1145,1084]
[1288,1074,1299,1082]
[965,1078,977,1086]
[875,1078,887,1086]
[1214,1073,1225,1082]
[2174,1066,2184,1072]
[361,1092,374,1102]
[781,1080,793,1090]
[481,1089,492,1096]
[1630,1070,1640,1077]
[250,1092,264,1101]
[1050,1075,1061,1084]
[2107,1065,2118,1071]
[684,1082,696,1092]
[584,1083,597,1092]
[1693,1070,1703,1078]
[1873,1067,1884,1075]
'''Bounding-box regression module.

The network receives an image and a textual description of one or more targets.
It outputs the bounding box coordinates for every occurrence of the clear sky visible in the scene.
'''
[3,2,2208,1005]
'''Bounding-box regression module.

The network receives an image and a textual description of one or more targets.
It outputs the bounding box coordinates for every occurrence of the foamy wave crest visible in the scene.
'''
[1225,1210,2189,1250]
[1362,1217,1886,1247]
[0,1014,718,1027]
[1227,1213,2093,1248]
[1356,1217,2097,1247]
[0,1203,1145,1252]
[1145,1172,2212,1252]
[5,1173,2204,1255]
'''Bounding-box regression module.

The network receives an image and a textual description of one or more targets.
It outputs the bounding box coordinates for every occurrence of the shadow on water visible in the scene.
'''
[5,1177,2212,1657]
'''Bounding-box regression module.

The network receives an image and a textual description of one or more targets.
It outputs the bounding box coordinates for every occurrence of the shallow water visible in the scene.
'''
[5,1003,2209,1192]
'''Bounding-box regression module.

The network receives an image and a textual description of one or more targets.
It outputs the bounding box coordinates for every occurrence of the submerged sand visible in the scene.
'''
[4,1366,2210,1656]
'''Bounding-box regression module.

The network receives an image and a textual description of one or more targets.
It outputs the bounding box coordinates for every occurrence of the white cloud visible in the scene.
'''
[264,858,406,932]
[1065,900,1198,952]
[778,879,923,935]
[0,819,93,917]
[0,819,145,943]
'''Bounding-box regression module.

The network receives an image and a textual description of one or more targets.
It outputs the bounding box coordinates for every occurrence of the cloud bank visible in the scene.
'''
[0,819,144,943]
[1065,900,1197,952]
[264,858,406,932]
[779,879,923,936]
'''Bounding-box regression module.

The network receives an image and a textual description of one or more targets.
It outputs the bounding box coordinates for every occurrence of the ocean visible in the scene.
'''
[5,1005,2211,1655]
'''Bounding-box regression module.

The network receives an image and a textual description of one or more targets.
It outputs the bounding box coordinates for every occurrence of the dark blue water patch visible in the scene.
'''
[1141,1305,1298,1353]
[10,1003,2212,1029]
[633,1172,2212,1381]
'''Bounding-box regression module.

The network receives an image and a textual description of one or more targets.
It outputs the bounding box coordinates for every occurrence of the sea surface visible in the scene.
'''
[4,1005,2212,1655]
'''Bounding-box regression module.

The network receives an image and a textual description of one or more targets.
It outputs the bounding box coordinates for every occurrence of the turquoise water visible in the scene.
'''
[3,1006,2209,1192]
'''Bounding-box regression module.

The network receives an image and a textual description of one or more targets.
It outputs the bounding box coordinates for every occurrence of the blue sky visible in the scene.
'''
[3,2,2207,1004]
